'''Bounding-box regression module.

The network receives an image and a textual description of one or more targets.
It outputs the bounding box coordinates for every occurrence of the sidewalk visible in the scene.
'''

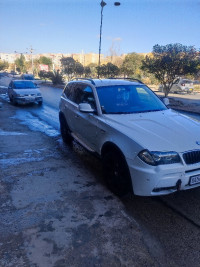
[0,99,156,266]
[154,91,200,114]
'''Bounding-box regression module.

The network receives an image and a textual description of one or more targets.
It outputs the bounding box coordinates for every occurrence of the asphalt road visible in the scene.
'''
[1,76,200,266]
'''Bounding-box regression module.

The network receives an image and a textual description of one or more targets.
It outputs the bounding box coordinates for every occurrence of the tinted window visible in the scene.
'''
[64,83,76,101]
[65,83,96,108]
[73,84,95,108]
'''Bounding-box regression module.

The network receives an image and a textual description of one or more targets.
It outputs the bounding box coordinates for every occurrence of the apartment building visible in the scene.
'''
[0,52,126,69]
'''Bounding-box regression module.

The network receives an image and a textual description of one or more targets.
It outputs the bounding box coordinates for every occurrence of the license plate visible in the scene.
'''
[26,97,34,101]
[189,174,200,185]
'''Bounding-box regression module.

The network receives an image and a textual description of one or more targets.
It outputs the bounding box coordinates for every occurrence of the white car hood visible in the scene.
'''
[104,109,200,152]
[14,89,40,95]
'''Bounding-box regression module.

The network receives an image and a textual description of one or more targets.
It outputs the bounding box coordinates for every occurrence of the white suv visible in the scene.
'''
[59,78,200,197]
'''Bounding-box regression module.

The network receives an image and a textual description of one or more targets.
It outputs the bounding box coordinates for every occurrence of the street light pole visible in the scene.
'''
[98,1,120,78]
[98,1,106,78]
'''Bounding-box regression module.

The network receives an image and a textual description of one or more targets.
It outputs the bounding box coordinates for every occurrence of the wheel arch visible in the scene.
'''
[101,141,134,195]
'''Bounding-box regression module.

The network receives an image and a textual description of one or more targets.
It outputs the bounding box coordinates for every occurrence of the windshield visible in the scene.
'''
[13,81,37,89]
[96,85,167,114]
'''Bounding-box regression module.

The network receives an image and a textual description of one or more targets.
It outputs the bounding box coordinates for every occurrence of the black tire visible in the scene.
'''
[59,115,73,144]
[11,96,17,105]
[102,149,133,197]
[38,101,43,106]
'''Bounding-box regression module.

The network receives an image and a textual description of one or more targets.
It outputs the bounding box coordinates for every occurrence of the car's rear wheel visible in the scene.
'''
[59,115,73,144]
[102,149,133,197]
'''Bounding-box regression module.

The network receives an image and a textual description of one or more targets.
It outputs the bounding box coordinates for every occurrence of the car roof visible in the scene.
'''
[13,80,34,83]
[69,79,143,87]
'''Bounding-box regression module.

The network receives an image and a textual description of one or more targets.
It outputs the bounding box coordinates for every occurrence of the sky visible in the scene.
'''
[0,0,199,56]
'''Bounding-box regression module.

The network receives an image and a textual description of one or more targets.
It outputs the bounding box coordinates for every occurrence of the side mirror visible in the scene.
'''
[163,97,170,106]
[34,83,40,88]
[78,103,95,113]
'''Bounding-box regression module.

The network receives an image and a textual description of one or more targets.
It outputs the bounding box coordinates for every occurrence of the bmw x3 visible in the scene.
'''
[59,78,200,197]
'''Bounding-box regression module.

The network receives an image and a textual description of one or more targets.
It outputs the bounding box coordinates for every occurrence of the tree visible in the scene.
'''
[15,54,27,73]
[61,57,76,80]
[38,70,52,82]
[87,63,98,77]
[83,66,92,77]
[61,57,84,79]
[38,56,52,68]
[74,61,84,76]
[33,56,53,75]
[120,53,144,78]
[142,43,199,97]
[97,63,119,78]
[0,60,9,71]
[48,70,64,85]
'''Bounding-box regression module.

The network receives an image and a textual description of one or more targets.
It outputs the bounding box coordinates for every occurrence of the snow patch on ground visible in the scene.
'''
[12,110,59,137]
[0,129,27,136]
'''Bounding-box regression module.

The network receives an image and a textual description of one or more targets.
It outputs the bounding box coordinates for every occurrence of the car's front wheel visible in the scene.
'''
[59,115,73,144]
[10,96,17,105]
[102,149,133,197]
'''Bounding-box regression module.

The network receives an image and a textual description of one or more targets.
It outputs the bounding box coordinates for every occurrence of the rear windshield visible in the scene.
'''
[23,75,34,80]
[13,81,36,89]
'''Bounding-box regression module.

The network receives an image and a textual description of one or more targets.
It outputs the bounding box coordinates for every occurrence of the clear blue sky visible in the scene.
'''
[0,0,199,56]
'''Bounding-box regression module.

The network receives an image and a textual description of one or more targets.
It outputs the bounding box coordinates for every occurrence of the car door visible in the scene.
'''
[72,84,100,150]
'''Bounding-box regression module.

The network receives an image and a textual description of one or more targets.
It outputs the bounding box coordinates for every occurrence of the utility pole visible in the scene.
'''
[27,46,35,74]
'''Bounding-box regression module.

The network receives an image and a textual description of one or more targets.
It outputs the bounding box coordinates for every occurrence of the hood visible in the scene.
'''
[104,109,200,152]
[14,88,40,95]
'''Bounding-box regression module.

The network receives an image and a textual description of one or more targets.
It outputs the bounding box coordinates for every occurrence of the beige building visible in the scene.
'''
[0,52,127,70]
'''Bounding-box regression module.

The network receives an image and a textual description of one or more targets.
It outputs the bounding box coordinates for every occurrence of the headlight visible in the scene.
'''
[138,150,181,166]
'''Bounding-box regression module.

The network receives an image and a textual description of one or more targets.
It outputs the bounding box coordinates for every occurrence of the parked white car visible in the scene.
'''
[159,78,194,94]
[59,78,200,197]
[8,80,43,105]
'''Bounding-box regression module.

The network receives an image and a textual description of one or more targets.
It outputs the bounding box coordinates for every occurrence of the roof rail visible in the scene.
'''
[108,77,144,84]
[71,77,96,85]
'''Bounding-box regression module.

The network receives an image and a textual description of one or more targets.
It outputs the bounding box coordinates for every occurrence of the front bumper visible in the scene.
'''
[127,157,200,196]
[16,96,43,104]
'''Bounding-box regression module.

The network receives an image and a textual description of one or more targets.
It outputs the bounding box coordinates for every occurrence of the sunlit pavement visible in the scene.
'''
[1,76,200,266]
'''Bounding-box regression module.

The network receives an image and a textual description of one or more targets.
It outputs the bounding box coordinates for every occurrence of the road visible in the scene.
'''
[1,76,200,266]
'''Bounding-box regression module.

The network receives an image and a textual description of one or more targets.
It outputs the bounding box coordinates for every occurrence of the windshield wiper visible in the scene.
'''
[140,109,164,113]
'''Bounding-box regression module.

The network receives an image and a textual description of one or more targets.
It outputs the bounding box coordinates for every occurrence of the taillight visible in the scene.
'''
[181,83,185,86]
